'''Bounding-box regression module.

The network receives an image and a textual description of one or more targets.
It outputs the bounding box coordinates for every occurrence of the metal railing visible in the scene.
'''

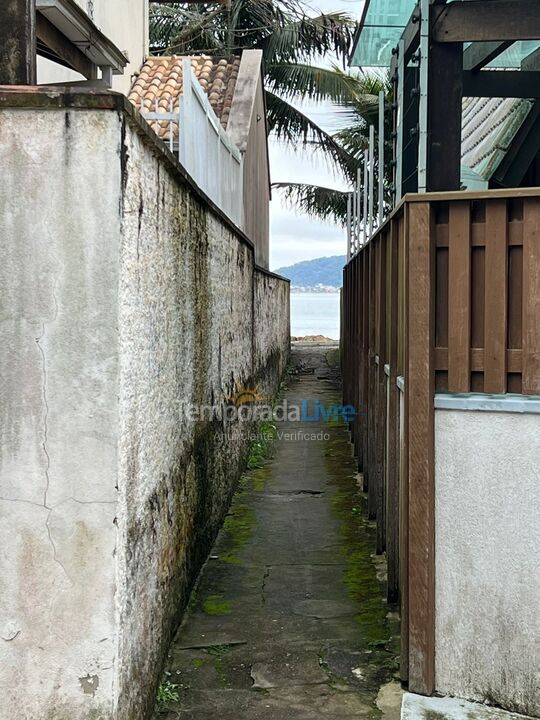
[346,90,387,260]
[141,58,244,228]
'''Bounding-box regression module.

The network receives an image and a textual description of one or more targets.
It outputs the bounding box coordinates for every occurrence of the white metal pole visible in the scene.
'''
[346,192,352,261]
[350,171,358,248]
[418,0,429,192]
[396,38,405,204]
[356,166,362,249]
[363,150,369,243]
[378,90,385,225]
[369,125,375,237]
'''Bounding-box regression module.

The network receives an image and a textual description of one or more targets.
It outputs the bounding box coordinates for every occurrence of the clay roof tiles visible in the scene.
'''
[128,54,241,141]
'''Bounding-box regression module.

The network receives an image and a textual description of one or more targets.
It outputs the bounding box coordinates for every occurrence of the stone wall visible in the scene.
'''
[0,90,289,720]
[434,399,540,717]
[253,267,291,397]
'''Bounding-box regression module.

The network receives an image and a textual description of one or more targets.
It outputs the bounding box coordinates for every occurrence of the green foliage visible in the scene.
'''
[156,679,180,704]
[247,419,277,469]
[149,0,359,171]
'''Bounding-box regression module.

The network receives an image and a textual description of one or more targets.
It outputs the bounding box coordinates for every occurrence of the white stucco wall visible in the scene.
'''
[0,108,123,719]
[435,405,540,717]
[37,0,148,94]
[0,94,289,720]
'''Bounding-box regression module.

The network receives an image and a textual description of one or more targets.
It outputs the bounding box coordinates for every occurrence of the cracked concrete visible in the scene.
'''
[154,344,402,719]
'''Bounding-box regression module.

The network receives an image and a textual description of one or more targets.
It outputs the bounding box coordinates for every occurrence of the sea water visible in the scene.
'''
[290,292,340,340]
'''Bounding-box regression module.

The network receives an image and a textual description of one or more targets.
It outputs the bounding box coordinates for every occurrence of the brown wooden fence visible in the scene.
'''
[341,188,540,695]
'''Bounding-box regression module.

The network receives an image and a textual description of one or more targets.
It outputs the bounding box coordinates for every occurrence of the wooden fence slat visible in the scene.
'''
[406,201,435,696]
[376,235,388,555]
[523,197,540,394]
[448,202,471,392]
[386,218,400,603]
[484,200,508,393]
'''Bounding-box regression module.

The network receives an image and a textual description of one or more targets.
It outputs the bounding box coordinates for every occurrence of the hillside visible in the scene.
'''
[275,255,345,289]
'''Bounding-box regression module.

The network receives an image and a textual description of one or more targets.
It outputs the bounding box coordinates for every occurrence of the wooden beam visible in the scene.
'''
[427,9,463,192]
[522,46,540,71]
[463,41,512,71]
[522,198,540,395]
[433,1,540,43]
[36,12,97,80]
[0,0,36,84]
[463,70,540,98]
[493,101,540,187]
[406,201,435,695]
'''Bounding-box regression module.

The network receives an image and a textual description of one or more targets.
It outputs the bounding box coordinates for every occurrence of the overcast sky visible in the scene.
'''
[269,0,365,270]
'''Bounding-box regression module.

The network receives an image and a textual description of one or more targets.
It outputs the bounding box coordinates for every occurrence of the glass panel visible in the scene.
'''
[351,1,540,70]
[487,41,540,68]
[351,0,416,68]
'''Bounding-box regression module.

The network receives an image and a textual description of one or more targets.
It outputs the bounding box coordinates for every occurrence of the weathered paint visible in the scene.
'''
[435,408,540,717]
[0,96,289,720]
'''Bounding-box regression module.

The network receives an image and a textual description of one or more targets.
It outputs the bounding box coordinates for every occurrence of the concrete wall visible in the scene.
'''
[228,51,271,268]
[0,91,289,720]
[435,400,540,717]
[37,0,148,94]
[253,268,290,396]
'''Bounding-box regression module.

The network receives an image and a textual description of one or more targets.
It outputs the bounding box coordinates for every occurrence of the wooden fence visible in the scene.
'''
[341,188,540,695]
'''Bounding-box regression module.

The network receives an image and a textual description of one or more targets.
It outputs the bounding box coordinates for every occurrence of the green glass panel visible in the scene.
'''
[352,1,540,70]
[351,0,416,68]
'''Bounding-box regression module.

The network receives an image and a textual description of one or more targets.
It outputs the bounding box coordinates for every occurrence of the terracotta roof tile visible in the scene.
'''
[128,54,241,141]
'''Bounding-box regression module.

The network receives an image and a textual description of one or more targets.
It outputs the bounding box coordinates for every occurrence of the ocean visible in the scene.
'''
[290,292,341,340]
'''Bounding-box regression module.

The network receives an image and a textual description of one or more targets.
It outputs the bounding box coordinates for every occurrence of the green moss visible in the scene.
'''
[191,658,205,669]
[321,394,400,691]
[220,500,256,565]
[202,594,232,616]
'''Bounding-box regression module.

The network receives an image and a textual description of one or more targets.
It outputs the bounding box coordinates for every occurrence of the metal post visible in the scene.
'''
[170,98,175,153]
[418,0,430,192]
[356,166,362,249]
[363,150,369,242]
[369,125,375,237]
[346,193,352,261]
[378,90,385,225]
[396,38,405,203]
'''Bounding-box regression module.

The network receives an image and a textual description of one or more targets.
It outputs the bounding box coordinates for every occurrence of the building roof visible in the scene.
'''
[128,55,241,140]
[461,96,533,181]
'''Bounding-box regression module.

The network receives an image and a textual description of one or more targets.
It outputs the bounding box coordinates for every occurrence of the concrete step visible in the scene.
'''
[402,693,538,720]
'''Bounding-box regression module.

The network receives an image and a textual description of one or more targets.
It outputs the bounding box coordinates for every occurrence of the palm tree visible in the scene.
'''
[274,73,394,225]
[149,1,360,170]
[149,3,393,226]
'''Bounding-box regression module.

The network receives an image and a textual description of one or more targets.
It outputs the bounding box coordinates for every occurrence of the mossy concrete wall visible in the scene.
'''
[0,91,289,720]
[253,268,290,397]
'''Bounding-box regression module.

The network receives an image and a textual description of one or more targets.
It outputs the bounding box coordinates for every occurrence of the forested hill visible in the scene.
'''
[274,255,345,289]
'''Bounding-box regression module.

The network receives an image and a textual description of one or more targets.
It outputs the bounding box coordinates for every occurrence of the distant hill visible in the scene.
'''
[275,255,345,289]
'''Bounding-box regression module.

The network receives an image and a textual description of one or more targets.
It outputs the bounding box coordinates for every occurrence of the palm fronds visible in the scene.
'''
[273,182,349,225]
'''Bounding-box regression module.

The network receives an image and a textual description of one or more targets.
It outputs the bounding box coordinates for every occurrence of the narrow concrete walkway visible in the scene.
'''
[156,344,401,719]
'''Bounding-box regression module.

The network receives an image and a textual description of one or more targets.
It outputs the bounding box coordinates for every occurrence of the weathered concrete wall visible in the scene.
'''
[253,267,290,397]
[435,403,540,717]
[0,91,289,720]
[0,107,122,720]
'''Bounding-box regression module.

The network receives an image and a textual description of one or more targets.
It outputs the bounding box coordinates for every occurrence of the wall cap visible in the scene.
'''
[435,392,540,414]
